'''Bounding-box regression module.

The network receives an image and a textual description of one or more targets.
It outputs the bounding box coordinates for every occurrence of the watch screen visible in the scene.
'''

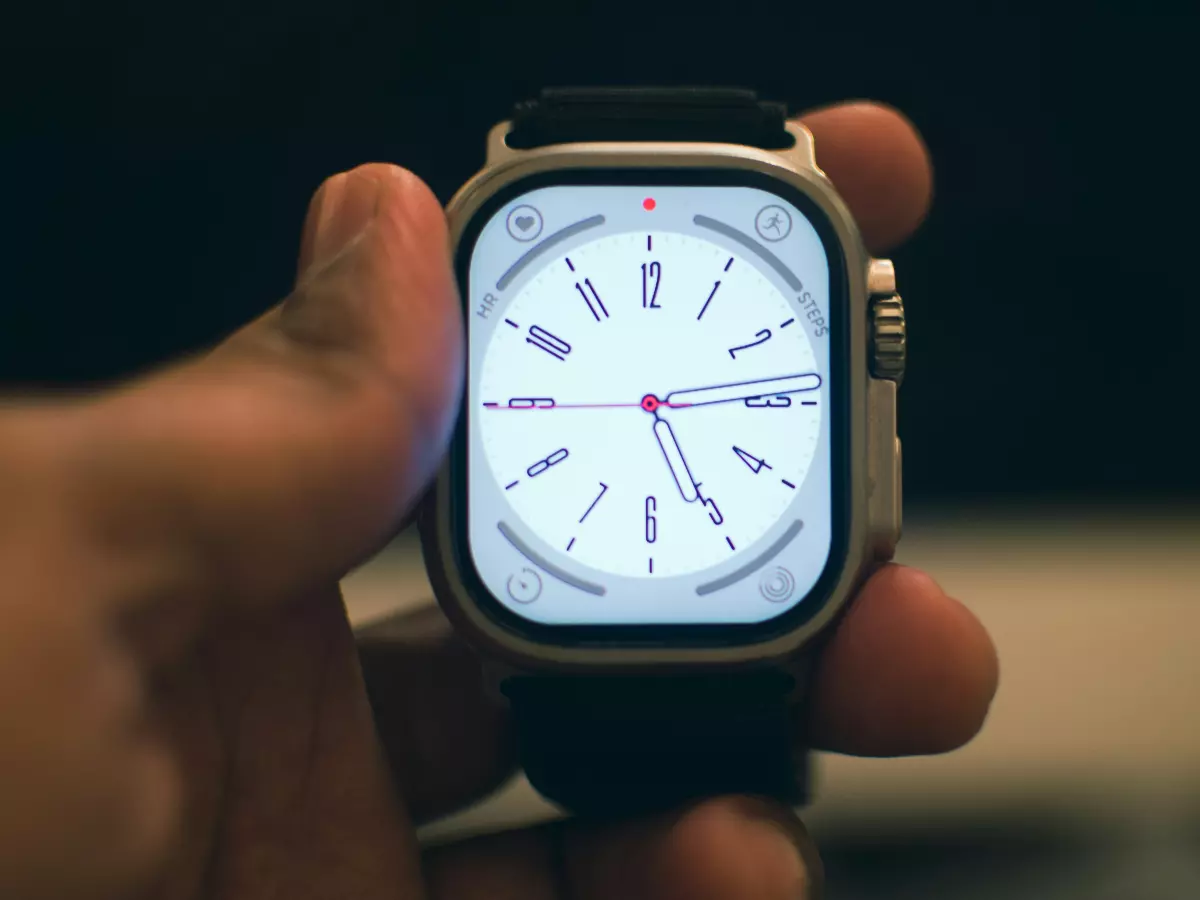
[456,172,846,628]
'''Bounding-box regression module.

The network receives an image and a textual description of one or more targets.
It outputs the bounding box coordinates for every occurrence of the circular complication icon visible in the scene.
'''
[754,205,792,242]
[506,204,544,242]
[759,566,796,603]
[506,567,543,603]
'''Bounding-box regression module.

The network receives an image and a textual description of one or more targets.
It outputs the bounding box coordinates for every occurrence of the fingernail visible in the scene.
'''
[297,169,383,279]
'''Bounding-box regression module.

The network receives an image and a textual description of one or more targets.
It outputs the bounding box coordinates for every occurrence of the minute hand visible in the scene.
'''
[665,372,823,409]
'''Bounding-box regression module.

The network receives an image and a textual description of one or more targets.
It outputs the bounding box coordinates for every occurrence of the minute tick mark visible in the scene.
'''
[724,257,734,271]
[726,536,736,550]
[780,318,795,328]
[504,318,519,329]
[564,257,575,272]
[781,479,796,489]
[567,537,576,551]
[505,480,519,490]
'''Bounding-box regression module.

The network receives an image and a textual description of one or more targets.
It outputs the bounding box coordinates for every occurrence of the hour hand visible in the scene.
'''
[653,417,700,503]
[665,372,822,408]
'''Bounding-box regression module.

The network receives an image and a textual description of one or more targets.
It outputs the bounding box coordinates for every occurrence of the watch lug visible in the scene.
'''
[486,120,522,165]
[780,121,819,172]
[479,657,519,702]
[867,377,902,561]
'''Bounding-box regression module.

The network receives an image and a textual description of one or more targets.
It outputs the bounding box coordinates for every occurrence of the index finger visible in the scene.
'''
[797,102,934,252]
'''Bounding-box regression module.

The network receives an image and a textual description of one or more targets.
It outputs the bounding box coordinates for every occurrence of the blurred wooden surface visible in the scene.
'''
[341,510,1200,844]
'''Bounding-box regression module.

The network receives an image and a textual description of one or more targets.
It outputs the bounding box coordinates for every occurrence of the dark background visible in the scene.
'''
[2,9,1196,504]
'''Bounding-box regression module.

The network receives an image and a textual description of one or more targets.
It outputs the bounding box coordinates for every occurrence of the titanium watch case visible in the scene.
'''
[421,119,903,673]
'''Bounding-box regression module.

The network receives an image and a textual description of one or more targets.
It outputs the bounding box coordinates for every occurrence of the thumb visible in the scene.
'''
[56,164,462,622]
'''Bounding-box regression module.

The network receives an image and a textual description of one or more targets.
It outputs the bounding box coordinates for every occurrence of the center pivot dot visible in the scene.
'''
[641,394,660,412]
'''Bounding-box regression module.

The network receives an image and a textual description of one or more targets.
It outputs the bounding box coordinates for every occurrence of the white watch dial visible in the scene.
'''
[463,182,839,626]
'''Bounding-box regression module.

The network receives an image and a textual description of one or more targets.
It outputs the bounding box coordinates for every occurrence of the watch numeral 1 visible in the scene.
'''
[526,325,571,361]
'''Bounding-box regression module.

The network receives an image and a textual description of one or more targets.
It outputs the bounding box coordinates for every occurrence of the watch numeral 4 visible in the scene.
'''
[733,446,773,473]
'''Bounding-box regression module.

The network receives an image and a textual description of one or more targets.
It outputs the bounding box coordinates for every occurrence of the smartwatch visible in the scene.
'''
[421,87,905,817]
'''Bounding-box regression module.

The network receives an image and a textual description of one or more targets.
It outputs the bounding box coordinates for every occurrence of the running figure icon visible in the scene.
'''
[754,204,793,241]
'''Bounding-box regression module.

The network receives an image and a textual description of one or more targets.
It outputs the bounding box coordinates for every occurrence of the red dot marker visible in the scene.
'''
[640,393,660,412]
[643,197,656,211]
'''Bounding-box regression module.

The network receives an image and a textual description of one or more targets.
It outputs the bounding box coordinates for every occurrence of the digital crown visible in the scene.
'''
[868,260,906,384]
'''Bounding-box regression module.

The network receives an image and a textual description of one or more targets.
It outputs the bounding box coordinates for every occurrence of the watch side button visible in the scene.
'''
[868,258,896,295]
[867,378,900,562]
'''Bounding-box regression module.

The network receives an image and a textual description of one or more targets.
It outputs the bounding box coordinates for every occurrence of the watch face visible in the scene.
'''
[452,170,847,632]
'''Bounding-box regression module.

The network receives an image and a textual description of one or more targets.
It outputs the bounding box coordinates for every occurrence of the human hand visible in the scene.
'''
[0,101,996,900]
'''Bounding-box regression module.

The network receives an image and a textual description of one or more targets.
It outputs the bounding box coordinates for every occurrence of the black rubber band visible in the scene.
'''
[503,670,808,817]
[506,87,794,150]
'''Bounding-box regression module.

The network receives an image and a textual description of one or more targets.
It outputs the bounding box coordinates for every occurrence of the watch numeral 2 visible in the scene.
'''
[728,328,772,359]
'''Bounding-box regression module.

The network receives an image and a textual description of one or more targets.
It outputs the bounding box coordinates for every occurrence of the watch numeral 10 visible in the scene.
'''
[526,325,571,361]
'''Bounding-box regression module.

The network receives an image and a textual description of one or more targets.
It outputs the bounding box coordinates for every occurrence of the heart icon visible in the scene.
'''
[507,206,542,241]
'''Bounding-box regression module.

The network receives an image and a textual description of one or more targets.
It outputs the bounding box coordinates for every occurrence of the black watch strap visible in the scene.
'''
[506,87,794,150]
[499,87,805,818]
[503,670,809,817]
